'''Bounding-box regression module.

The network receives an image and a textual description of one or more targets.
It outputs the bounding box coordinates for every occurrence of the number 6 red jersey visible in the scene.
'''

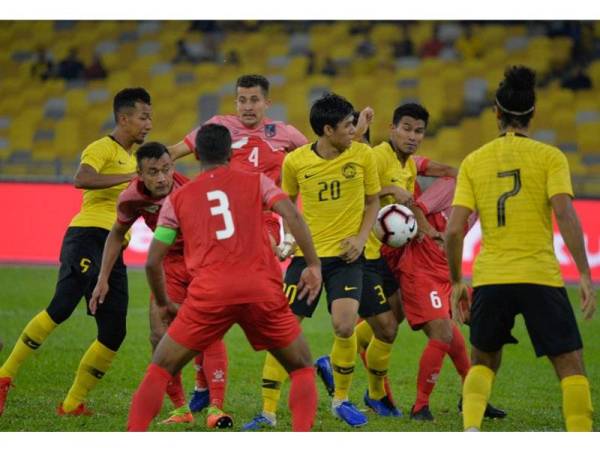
[157,166,288,306]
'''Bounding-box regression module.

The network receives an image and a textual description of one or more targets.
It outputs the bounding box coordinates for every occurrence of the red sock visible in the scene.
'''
[289,367,317,431]
[194,353,208,390]
[166,371,186,408]
[127,363,171,431]
[384,376,396,403]
[414,339,450,411]
[203,339,227,408]
[359,350,367,369]
[447,323,470,381]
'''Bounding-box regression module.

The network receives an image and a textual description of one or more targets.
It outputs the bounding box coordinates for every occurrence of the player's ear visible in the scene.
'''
[323,124,334,137]
[493,104,501,119]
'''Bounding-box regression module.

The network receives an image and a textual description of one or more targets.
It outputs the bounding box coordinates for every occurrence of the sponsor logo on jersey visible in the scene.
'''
[264,123,277,138]
[143,205,160,214]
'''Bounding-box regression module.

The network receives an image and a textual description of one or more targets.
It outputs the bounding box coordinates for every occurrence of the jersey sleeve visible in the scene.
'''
[416,177,456,215]
[452,158,476,211]
[80,141,112,172]
[546,149,574,199]
[157,195,180,230]
[116,193,140,226]
[281,153,299,197]
[413,155,430,175]
[285,125,309,150]
[260,173,288,209]
[363,149,381,196]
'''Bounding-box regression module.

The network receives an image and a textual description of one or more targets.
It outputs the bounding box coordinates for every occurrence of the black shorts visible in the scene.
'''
[470,284,583,357]
[284,256,364,318]
[48,227,128,322]
[359,258,397,318]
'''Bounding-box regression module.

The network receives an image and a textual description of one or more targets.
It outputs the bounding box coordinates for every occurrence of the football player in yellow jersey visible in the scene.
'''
[0,88,152,417]
[446,66,596,431]
[244,93,380,430]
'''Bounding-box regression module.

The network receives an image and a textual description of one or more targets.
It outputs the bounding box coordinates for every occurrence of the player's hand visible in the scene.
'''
[450,281,470,325]
[391,186,413,206]
[339,236,365,263]
[580,274,596,320]
[277,233,297,261]
[297,265,322,305]
[157,301,179,325]
[89,279,109,315]
[355,106,374,138]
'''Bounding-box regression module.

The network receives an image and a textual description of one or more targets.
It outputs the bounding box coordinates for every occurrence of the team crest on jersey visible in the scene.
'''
[264,123,277,138]
[342,163,357,179]
[143,205,160,213]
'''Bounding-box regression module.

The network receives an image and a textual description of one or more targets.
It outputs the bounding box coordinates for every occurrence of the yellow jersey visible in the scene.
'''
[453,132,573,287]
[282,141,380,257]
[69,136,137,231]
[364,141,427,259]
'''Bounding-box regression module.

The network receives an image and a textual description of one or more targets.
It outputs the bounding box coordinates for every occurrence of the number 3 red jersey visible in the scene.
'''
[157,166,288,306]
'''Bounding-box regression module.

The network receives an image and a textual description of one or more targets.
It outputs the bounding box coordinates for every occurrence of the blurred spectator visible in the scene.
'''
[392,25,414,58]
[355,34,376,58]
[31,46,55,81]
[58,48,85,80]
[173,38,197,64]
[322,57,338,77]
[455,24,483,59]
[85,53,108,80]
[306,50,316,75]
[420,24,443,58]
[224,49,240,67]
[561,66,592,91]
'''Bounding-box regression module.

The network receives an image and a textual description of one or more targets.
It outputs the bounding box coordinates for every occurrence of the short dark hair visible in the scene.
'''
[495,65,536,128]
[309,93,355,136]
[113,87,151,122]
[392,103,429,127]
[194,124,232,164]
[236,74,269,97]
[135,141,170,167]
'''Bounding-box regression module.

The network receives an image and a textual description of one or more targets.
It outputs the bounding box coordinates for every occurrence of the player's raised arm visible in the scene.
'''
[89,221,130,314]
[73,163,135,189]
[167,140,193,161]
[551,194,596,320]
[423,160,458,178]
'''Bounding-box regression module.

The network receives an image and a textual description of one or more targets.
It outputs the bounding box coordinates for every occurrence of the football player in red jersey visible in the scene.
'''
[89,142,231,427]
[127,124,321,431]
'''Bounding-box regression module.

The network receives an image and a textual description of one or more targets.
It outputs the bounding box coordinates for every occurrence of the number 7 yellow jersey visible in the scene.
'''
[282,141,381,257]
[452,132,574,287]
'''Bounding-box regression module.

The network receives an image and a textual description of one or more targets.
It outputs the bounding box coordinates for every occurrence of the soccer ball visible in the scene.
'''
[373,204,418,248]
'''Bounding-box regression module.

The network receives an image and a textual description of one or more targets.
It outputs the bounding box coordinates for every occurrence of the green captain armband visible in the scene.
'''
[154,226,177,245]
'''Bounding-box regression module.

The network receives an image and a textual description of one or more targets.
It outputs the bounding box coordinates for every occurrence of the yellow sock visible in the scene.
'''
[561,375,593,432]
[0,310,57,379]
[355,321,374,354]
[62,340,115,412]
[261,352,288,416]
[462,365,494,431]
[331,332,357,401]
[366,337,392,400]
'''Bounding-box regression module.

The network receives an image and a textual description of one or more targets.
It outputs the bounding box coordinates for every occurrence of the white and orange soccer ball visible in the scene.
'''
[373,204,418,248]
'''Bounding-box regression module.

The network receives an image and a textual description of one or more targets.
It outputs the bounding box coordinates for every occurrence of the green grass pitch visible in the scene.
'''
[0,265,598,432]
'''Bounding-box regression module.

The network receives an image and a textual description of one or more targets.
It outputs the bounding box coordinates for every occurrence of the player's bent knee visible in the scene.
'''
[332,321,355,338]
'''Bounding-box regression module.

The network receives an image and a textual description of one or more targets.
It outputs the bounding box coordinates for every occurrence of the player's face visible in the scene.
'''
[236,86,270,128]
[122,102,153,144]
[390,116,426,157]
[138,153,174,198]
[327,114,356,151]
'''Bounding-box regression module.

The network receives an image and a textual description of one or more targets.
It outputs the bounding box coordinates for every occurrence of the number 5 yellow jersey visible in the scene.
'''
[452,132,573,287]
[282,141,381,257]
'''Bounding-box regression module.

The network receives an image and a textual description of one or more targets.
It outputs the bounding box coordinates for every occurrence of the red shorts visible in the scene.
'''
[149,253,192,305]
[399,271,452,329]
[263,212,282,245]
[167,297,301,352]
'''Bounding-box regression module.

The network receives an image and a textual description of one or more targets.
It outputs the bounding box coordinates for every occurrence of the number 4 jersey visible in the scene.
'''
[157,166,288,306]
[452,132,574,287]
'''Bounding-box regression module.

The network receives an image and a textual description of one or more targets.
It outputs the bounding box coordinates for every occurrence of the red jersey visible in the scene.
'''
[157,166,288,306]
[395,177,477,279]
[117,172,189,254]
[184,115,308,185]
